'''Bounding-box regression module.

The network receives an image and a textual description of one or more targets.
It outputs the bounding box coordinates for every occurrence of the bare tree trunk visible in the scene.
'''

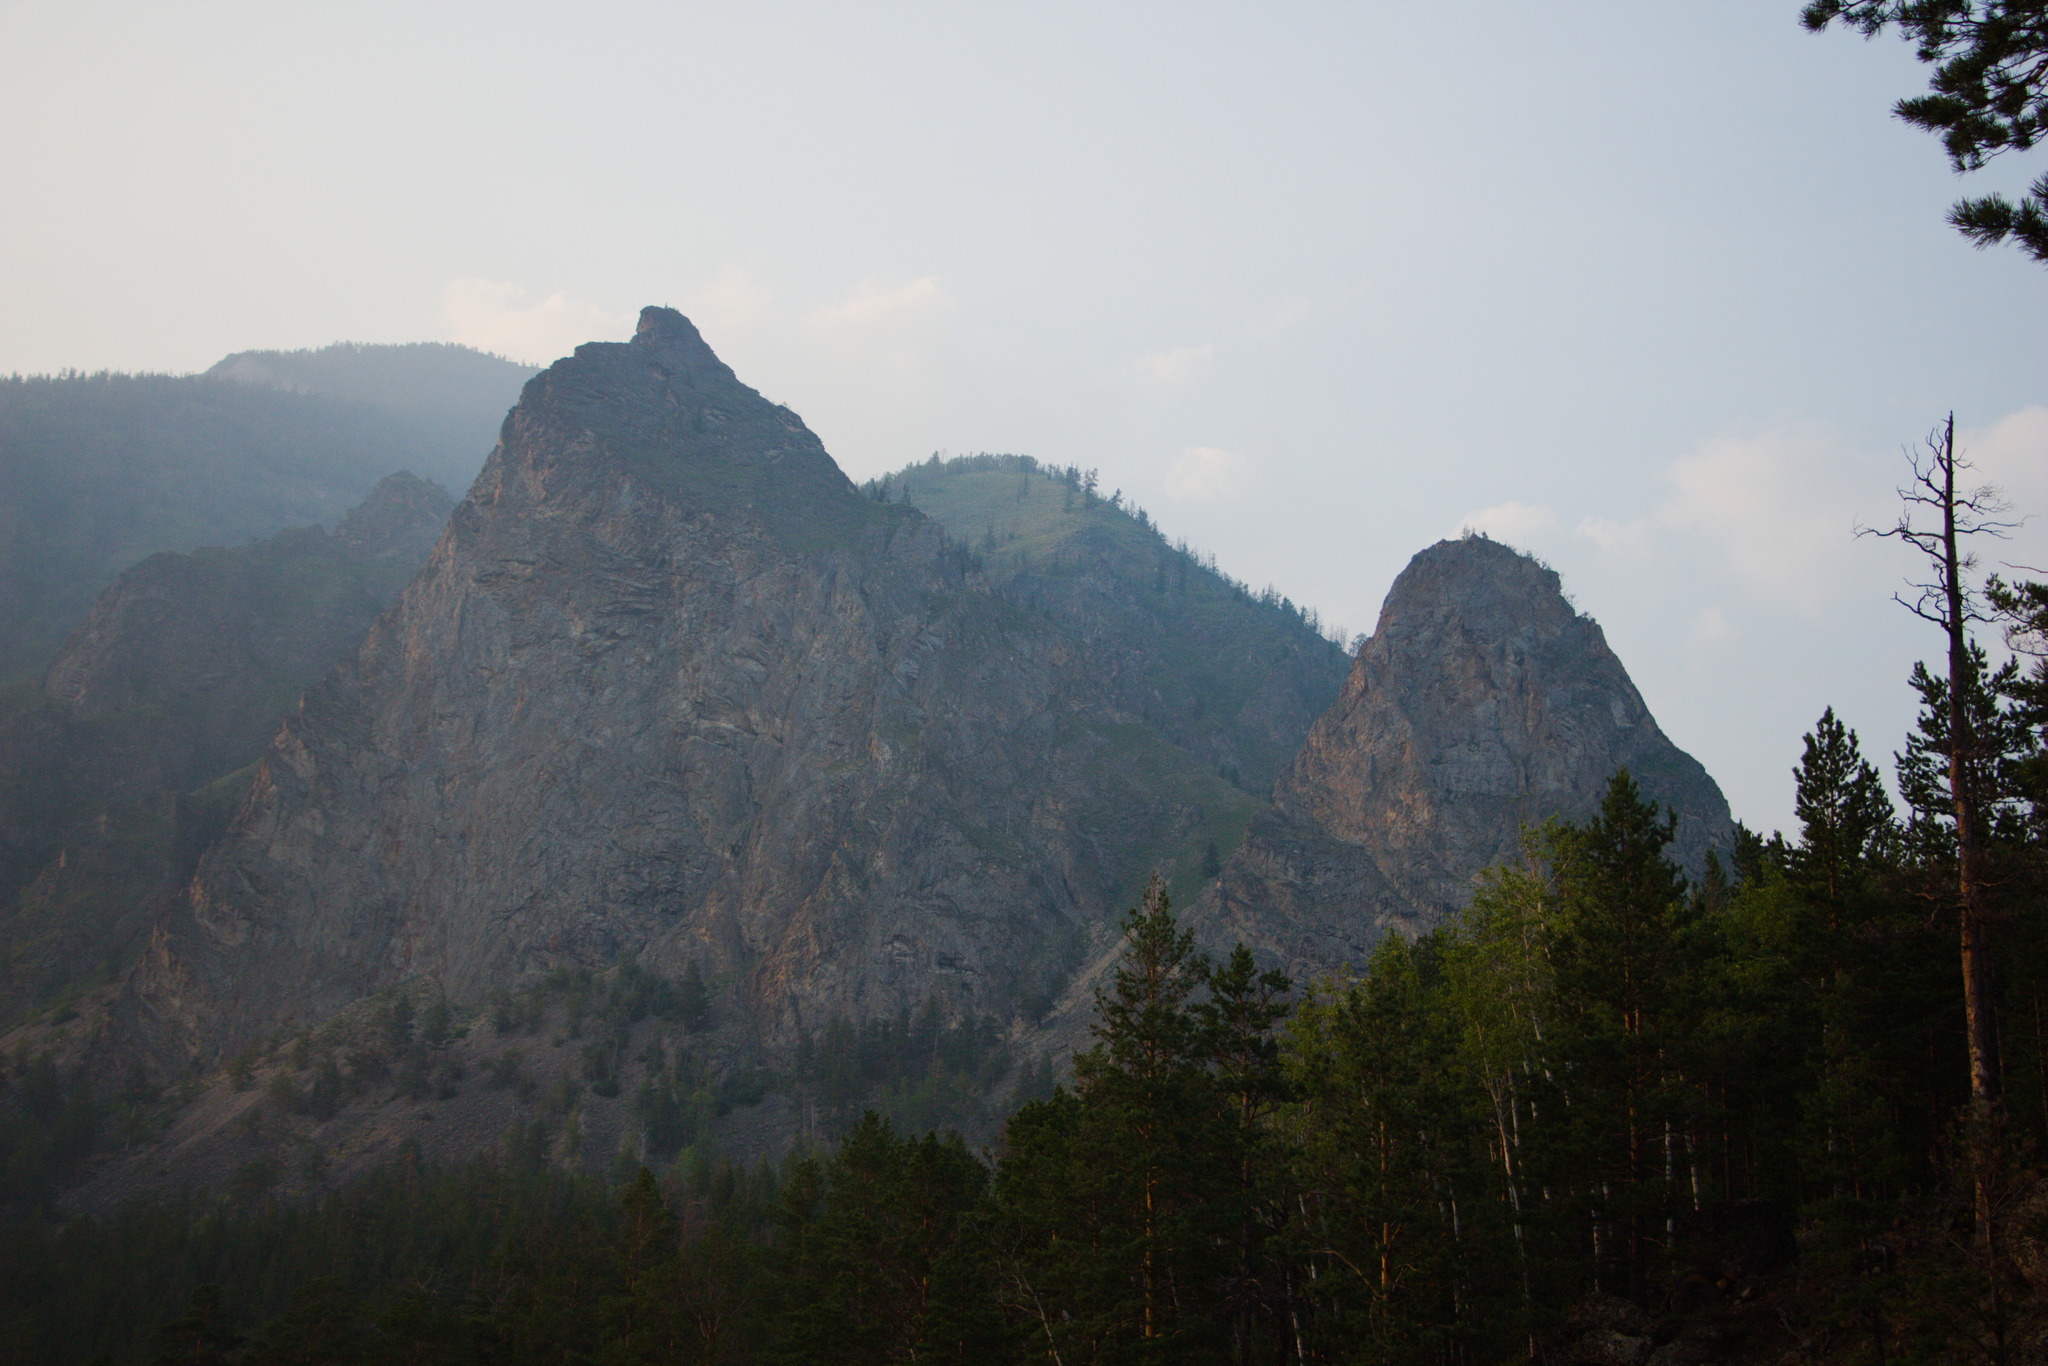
[1921,413,2007,1261]
[1936,413,2002,1116]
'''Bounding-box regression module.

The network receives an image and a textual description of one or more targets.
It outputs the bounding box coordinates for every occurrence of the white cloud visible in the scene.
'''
[805,275,955,333]
[1454,500,1559,545]
[1166,446,1244,501]
[440,278,629,365]
[1654,426,1859,615]
[1135,344,1215,386]
[1963,405,2048,544]
[1689,604,1737,651]
[1555,425,1862,617]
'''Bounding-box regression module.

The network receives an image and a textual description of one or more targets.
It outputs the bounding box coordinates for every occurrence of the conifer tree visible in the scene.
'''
[1545,770,1700,1301]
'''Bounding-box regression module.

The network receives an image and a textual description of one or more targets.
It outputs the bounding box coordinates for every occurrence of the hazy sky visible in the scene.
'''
[4,2,2044,833]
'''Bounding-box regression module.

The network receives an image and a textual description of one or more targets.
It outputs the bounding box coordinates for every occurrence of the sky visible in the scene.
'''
[3,1,2044,834]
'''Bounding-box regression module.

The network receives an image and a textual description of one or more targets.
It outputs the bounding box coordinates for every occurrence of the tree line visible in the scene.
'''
[8,678,2048,1362]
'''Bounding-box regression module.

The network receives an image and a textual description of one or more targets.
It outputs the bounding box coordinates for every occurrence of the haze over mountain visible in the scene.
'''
[125,309,1275,1075]
[0,344,530,681]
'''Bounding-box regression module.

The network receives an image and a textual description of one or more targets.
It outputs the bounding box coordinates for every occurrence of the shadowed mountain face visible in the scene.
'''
[1182,535,1732,979]
[128,309,1254,1069]
[0,474,455,1027]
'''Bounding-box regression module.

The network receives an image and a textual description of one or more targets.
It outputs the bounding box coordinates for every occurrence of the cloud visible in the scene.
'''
[1135,344,1215,386]
[1689,605,1737,651]
[805,275,955,333]
[1574,514,1651,554]
[1166,446,1244,501]
[1654,426,1860,615]
[1963,405,2048,541]
[1544,426,1863,617]
[440,278,629,365]
[1454,500,1560,546]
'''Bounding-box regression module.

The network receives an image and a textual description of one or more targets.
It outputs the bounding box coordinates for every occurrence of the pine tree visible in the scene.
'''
[1545,770,1701,1301]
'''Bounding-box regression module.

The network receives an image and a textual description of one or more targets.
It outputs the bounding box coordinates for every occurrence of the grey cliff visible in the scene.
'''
[127,308,1244,1068]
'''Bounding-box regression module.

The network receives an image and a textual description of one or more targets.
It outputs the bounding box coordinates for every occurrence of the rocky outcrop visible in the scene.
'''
[1185,534,1731,979]
[127,308,1247,1069]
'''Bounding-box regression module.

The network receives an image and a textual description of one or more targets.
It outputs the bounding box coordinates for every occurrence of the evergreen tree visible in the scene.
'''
[1803,0,2048,263]
[1544,770,1702,1301]
[995,875,1238,1363]
[774,1114,1006,1365]
[148,1285,243,1366]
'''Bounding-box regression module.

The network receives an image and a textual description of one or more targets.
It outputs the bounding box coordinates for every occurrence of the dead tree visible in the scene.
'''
[1865,413,2017,1243]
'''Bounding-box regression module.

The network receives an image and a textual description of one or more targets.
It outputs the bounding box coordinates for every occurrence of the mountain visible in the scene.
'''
[1181,533,1732,980]
[118,309,1261,1085]
[0,347,530,681]
[0,474,455,1029]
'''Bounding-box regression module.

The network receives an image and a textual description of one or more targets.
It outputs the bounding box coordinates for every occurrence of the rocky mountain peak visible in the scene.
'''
[1170,532,1729,984]
[634,303,703,344]
[1370,533,1580,642]
[507,306,865,548]
[1275,534,1689,853]
[115,310,1260,1088]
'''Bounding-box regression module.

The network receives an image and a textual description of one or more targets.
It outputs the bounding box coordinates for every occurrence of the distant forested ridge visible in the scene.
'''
[0,344,531,680]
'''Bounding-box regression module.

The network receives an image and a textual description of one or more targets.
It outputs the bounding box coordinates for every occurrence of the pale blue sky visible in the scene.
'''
[4,1,2044,833]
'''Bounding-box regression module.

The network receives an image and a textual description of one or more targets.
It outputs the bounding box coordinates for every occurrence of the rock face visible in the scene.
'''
[129,308,1248,1068]
[1184,535,1731,979]
[0,475,455,1026]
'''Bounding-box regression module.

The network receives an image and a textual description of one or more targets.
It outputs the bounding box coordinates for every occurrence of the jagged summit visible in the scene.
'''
[499,306,869,547]
[632,303,715,348]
